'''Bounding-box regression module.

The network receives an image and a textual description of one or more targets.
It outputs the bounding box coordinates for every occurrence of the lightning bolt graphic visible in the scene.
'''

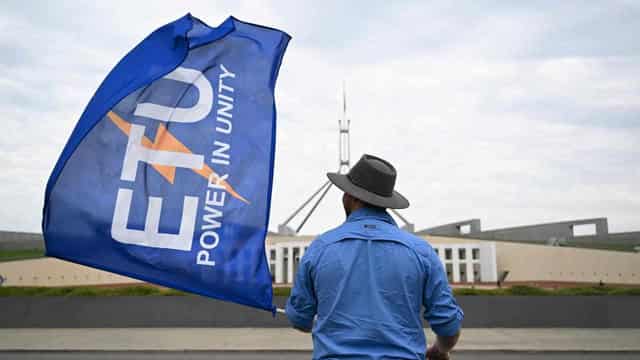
[107,111,249,204]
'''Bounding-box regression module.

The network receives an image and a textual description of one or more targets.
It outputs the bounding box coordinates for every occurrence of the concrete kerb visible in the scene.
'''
[1,328,639,352]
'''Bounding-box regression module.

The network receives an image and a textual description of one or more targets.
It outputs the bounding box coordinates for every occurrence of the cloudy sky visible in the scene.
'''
[1,1,638,235]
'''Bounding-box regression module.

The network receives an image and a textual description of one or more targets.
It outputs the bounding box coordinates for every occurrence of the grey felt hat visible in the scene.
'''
[327,154,410,209]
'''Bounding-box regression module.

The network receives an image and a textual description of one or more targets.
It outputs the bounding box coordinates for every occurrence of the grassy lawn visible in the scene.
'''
[0,285,185,296]
[0,284,638,297]
[0,249,45,262]
[453,285,640,296]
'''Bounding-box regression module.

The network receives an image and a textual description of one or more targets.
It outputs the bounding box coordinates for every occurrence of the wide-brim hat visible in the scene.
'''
[327,154,409,209]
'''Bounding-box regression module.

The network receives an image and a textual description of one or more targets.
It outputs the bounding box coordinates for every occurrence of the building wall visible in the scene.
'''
[572,231,640,250]
[0,258,141,287]
[418,219,481,236]
[431,242,497,283]
[417,218,640,250]
[474,218,609,244]
[494,241,640,284]
[265,236,498,285]
[2,234,638,287]
[421,235,640,285]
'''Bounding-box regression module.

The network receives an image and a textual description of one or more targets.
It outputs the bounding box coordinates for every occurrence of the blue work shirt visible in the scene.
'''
[286,207,463,359]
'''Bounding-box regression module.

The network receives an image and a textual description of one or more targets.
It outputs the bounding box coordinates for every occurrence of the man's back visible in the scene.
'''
[286,207,463,360]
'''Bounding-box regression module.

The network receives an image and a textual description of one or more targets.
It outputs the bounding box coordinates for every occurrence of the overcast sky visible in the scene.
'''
[1,1,638,235]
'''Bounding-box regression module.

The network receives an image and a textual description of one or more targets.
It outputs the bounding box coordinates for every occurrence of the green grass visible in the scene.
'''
[1,284,638,297]
[0,285,186,297]
[453,285,640,296]
[0,249,45,262]
[273,287,292,297]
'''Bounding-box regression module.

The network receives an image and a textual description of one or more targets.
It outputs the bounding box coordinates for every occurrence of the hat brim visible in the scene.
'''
[327,172,410,209]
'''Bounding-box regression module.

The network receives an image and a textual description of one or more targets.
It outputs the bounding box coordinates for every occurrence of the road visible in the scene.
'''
[0,352,639,360]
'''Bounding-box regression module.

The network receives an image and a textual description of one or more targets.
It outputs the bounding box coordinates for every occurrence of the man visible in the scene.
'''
[286,154,463,360]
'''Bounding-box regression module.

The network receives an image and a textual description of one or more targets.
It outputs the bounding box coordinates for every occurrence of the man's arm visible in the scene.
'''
[285,252,317,332]
[434,331,460,352]
[422,249,464,358]
[426,331,460,359]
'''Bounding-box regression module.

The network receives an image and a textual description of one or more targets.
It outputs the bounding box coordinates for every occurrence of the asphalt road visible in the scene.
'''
[1,352,639,360]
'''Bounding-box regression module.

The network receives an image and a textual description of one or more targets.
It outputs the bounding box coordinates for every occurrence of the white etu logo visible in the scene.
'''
[111,67,212,251]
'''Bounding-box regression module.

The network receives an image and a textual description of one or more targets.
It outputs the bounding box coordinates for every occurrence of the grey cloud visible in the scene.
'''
[497,100,640,129]
[0,0,639,234]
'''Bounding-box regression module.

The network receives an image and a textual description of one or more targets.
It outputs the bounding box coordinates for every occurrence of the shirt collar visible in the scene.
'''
[346,207,397,226]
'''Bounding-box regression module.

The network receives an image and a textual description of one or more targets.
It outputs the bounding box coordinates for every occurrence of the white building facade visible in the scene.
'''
[266,239,498,285]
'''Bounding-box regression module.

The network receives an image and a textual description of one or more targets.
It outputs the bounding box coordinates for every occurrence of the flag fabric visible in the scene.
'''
[42,14,290,311]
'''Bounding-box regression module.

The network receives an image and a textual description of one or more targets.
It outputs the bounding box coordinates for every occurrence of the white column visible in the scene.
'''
[265,246,272,269]
[479,242,498,282]
[465,246,474,283]
[437,246,446,267]
[452,245,460,283]
[275,245,284,284]
[295,244,306,286]
[287,245,295,284]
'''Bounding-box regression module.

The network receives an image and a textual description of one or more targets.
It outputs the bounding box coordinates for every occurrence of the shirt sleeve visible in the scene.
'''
[285,250,317,330]
[422,249,464,336]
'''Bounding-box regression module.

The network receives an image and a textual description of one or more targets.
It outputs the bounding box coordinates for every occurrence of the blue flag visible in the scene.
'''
[42,14,290,311]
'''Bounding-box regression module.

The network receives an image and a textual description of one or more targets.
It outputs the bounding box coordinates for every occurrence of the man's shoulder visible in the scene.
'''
[320,221,434,253]
[312,223,348,246]
[395,229,436,257]
[298,224,343,259]
[305,221,365,254]
[306,220,437,261]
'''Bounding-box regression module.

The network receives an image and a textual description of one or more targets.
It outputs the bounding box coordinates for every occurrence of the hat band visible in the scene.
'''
[347,173,392,197]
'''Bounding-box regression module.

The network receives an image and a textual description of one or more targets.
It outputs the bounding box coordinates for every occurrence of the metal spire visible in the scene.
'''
[338,83,351,174]
[277,85,349,235]
[277,84,414,235]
